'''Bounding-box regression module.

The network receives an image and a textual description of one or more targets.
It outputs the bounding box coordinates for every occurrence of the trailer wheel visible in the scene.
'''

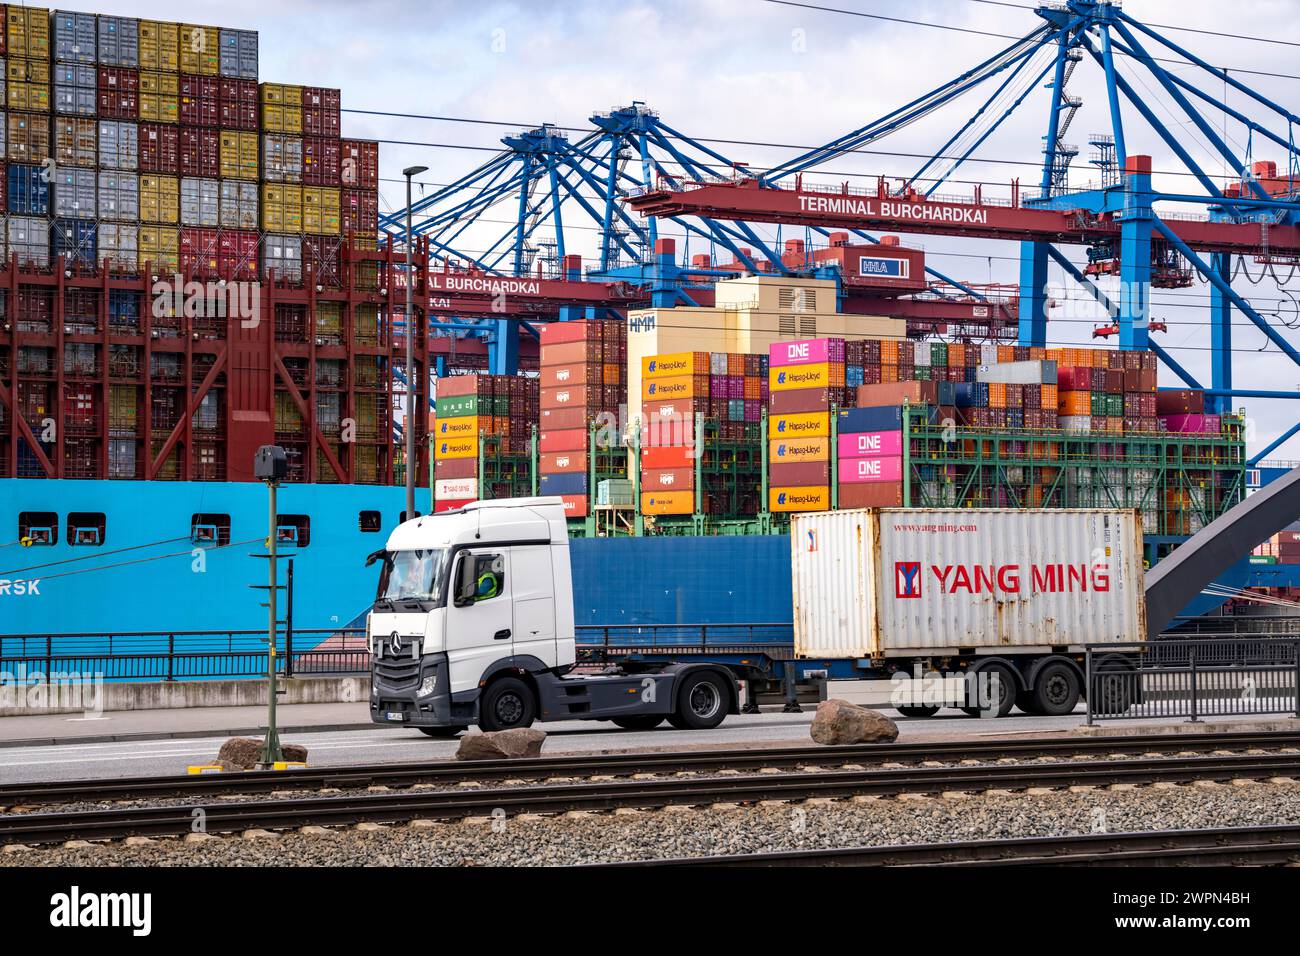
[419,725,468,738]
[611,715,665,731]
[1030,660,1081,716]
[479,677,537,731]
[960,665,1016,718]
[1091,660,1136,716]
[670,671,729,730]
[896,705,940,718]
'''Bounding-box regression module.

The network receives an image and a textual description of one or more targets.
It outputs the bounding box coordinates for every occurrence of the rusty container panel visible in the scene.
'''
[792,509,1146,658]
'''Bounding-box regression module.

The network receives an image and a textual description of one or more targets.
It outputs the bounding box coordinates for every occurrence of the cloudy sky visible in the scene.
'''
[62,0,1300,458]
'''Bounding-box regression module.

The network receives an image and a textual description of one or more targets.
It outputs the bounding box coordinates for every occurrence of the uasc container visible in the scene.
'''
[790,508,1145,658]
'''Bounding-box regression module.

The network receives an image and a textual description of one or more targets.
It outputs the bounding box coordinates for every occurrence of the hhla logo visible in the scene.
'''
[152,275,261,328]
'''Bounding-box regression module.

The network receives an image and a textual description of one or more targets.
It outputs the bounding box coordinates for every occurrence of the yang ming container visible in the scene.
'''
[790,508,1145,658]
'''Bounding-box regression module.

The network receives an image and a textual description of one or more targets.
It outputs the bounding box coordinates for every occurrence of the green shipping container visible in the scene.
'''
[436,394,482,418]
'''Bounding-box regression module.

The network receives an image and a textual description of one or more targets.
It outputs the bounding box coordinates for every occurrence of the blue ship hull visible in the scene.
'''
[0,480,794,637]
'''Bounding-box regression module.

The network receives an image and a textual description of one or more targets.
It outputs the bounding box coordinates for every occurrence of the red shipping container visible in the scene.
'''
[218,229,259,281]
[140,123,180,174]
[180,228,219,277]
[302,137,341,187]
[0,8,5,57]
[434,457,478,480]
[541,384,602,409]
[1056,366,1092,391]
[640,444,693,470]
[540,362,603,388]
[303,236,342,287]
[541,340,603,366]
[769,389,831,414]
[1156,389,1204,415]
[538,320,606,346]
[770,461,830,486]
[643,468,694,491]
[179,127,219,178]
[539,407,588,430]
[218,78,257,131]
[179,74,219,127]
[838,482,904,508]
[98,67,139,119]
[340,188,378,235]
[434,498,475,514]
[340,139,379,188]
[539,451,586,473]
[856,381,941,407]
[557,495,588,518]
[302,87,341,138]
[539,428,588,453]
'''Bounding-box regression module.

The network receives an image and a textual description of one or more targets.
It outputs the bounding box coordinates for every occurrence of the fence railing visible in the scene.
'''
[0,628,369,681]
[1086,637,1300,724]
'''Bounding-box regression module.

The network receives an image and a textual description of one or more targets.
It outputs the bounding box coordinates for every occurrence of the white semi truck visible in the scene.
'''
[366,497,739,735]
[366,498,1148,733]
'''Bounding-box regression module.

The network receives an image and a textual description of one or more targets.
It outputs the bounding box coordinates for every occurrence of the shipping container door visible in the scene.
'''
[791,510,876,658]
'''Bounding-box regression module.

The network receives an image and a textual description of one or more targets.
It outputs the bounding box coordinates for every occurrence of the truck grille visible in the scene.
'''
[372,637,422,688]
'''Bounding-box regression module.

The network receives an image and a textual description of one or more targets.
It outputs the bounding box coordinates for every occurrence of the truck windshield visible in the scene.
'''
[376,548,450,609]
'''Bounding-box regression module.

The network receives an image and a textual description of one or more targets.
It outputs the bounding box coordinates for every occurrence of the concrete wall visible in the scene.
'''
[0,675,370,717]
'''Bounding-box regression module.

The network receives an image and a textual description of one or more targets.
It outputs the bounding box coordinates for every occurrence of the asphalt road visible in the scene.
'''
[0,707,1098,784]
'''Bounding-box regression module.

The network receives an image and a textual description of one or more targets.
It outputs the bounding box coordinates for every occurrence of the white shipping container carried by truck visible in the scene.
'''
[792,508,1145,658]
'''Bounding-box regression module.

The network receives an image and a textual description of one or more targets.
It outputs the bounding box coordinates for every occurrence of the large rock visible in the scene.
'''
[455,728,547,761]
[809,699,898,745]
[216,737,309,769]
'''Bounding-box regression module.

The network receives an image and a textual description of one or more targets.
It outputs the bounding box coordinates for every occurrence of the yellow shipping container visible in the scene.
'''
[260,83,303,107]
[7,58,51,84]
[139,226,180,273]
[302,186,341,236]
[261,183,303,233]
[140,71,180,123]
[8,83,51,112]
[7,7,51,59]
[140,175,180,224]
[769,362,832,392]
[434,416,482,441]
[179,25,220,75]
[769,411,830,439]
[769,486,830,513]
[434,435,479,460]
[139,20,180,72]
[261,103,303,134]
[640,491,694,516]
[219,130,259,180]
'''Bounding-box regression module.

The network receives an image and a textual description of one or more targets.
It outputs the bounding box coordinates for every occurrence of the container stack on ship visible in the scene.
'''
[430,373,537,511]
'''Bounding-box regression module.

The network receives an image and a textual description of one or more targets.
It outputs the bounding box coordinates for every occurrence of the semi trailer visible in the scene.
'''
[366,497,1148,733]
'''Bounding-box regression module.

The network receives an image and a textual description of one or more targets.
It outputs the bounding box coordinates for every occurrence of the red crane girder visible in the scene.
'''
[625,180,1300,257]
[426,269,648,317]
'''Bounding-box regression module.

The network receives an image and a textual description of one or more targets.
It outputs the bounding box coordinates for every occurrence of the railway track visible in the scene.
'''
[2,748,1298,847]
[2,730,1298,809]
[599,825,1300,866]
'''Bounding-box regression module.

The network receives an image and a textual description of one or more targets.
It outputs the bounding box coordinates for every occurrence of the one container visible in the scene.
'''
[217,29,258,81]
[976,360,1057,385]
[179,25,220,76]
[8,215,51,267]
[98,222,139,269]
[97,16,140,68]
[52,217,97,267]
[790,508,1145,658]
[54,117,97,167]
[97,119,139,169]
[218,179,258,230]
[97,67,139,119]
[53,10,97,64]
[262,232,302,281]
[52,166,95,217]
[139,122,179,173]
[180,177,219,227]
[219,129,258,180]
[179,127,219,178]
[139,174,180,224]
[7,112,51,163]
[7,163,50,215]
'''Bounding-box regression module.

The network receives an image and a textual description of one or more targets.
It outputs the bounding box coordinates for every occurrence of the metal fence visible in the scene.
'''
[0,629,369,682]
[1086,637,1300,724]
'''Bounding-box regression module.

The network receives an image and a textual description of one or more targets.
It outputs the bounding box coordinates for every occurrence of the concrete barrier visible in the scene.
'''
[0,675,370,718]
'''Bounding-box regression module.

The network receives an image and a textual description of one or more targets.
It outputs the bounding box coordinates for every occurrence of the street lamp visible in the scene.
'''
[253,444,288,768]
[403,164,429,521]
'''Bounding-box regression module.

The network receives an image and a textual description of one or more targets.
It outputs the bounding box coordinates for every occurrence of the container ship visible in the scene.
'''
[0,5,1254,641]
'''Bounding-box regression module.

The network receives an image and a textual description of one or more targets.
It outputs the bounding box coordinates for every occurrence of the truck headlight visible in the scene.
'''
[417,676,438,698]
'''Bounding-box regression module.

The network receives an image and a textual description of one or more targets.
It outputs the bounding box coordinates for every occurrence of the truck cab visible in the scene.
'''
[367,497,738,736]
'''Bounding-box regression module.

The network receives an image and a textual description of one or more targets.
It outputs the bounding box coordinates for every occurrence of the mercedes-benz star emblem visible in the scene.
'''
[389,631,404,655]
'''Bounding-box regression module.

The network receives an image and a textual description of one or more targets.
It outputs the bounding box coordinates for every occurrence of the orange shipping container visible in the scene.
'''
[1057,391,1092,416]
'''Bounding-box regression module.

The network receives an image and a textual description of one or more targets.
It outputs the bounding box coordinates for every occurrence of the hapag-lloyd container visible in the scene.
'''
[791,508,1145,658]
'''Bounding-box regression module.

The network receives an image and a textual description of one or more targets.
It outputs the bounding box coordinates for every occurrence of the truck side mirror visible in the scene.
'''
[365,549,386,568]
[453,555,477,607]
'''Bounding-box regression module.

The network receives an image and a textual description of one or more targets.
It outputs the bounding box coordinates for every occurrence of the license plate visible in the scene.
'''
[385,711,406,722]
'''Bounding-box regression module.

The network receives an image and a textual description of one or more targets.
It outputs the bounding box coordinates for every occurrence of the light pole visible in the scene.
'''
[403,164,429,520]
[253,445,287,768]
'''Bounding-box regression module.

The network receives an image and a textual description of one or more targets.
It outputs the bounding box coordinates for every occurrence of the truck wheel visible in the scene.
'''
[1091,668,1135,716]
[670,671,729,730]
[896,705,940,718]
[479,677,537,731]
[419,725,468,738]
[1030,661,1081,716]
[611,715,665,731]
[960,665,1016,718]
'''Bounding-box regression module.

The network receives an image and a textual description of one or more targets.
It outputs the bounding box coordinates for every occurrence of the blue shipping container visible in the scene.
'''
[53,219,98,268]
[8,165,50,216]
[539,472,588,496]
[838,405,904,433]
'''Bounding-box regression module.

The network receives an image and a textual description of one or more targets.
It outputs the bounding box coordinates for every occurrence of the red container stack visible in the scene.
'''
[537,319,627,517]
[340,138,379,237]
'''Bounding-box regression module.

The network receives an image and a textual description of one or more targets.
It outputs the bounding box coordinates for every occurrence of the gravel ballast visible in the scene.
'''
[4,780,1299,866]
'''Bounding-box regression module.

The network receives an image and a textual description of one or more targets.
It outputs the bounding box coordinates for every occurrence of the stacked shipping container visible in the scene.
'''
[431,374,539,511]
[767,338,841,512]
[537,319,627,517]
